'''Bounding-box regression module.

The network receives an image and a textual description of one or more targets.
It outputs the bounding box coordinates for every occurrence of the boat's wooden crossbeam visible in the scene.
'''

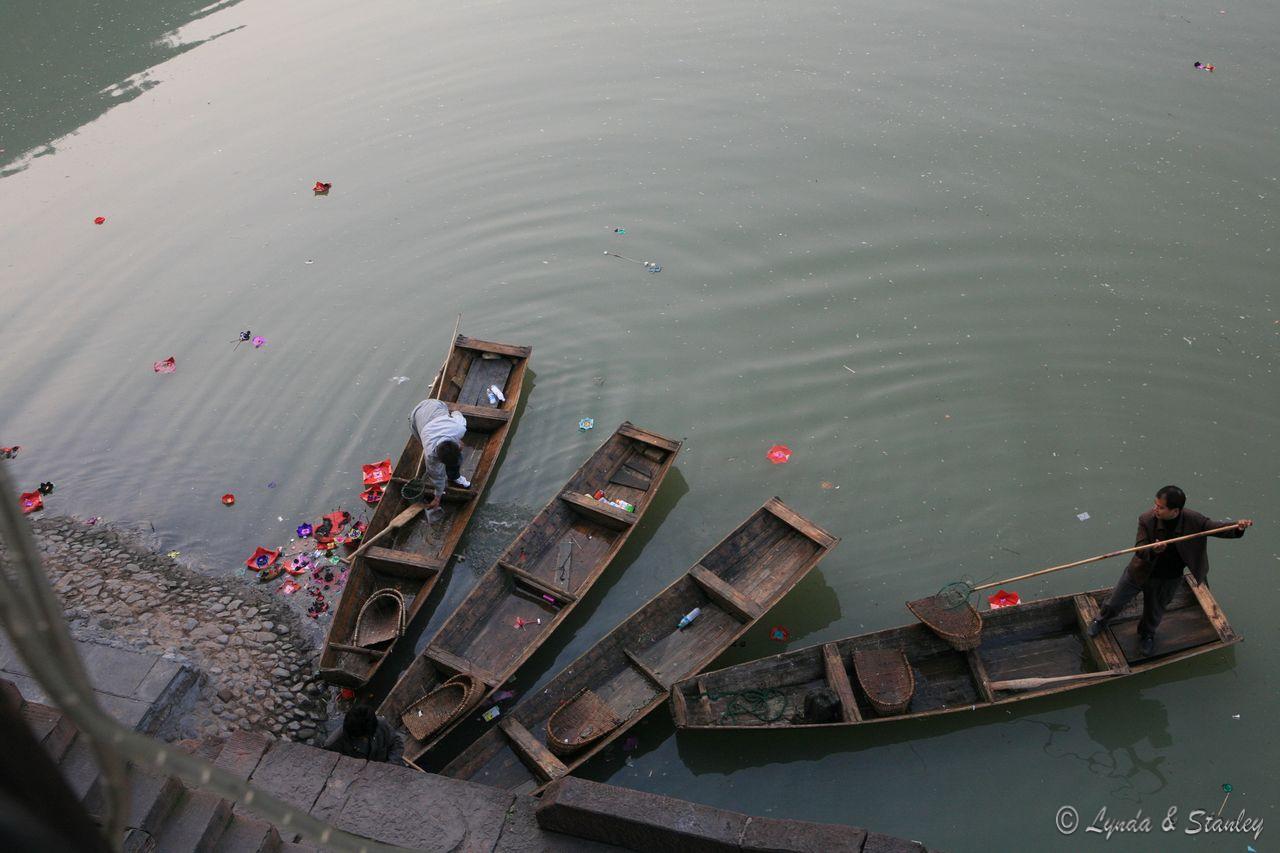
[965,650,995,704]
[326,643,386,659]
[558,491,638,530]
[616,422,681,452]
[499,561,577,606]
[1073,595,1131,674]
[688,565,763,622]
[1185,578,1236,644]
[447,403,512,432]
[424,646,502,689]
[623,647,673,690]
[365,547,445,580]
[498,717,568,783]
[822,643,861,723]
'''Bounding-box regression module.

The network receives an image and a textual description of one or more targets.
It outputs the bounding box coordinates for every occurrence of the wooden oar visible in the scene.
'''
[342,503,426,564]
[428,312,463,399]
[990,671,1122,692]
[909,523,1246,651]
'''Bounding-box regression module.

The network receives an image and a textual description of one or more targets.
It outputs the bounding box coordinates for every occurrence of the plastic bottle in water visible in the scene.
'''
[677,607,702,630]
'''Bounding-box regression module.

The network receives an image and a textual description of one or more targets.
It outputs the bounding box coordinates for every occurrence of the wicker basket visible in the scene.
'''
[400,674,481,741]
[545,689,623,757]
[353,588,407,648]
[853,649,915,716]
[906,596,983,651]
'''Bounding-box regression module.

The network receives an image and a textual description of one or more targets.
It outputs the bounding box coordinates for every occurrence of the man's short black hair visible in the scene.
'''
[1156,485,1186,510]
[437,440,462,482]
[343,705,378,738]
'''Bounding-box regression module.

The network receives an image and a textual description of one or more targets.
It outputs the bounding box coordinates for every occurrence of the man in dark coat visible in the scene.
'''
[324,705,404,765]
[1088,485,1252,657]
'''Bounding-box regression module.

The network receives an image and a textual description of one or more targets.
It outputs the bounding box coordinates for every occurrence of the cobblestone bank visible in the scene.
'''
[18,516,330,745]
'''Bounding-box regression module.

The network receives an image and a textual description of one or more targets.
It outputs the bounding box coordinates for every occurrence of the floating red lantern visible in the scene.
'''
[94,216,106,225]
[313,181,332,195]
[360,485,384,505]
[221,493,236,506]
[362,458,393,486]
[19,492,43,514]
[766,444,792,464]
[987,589,1021,609]
[153,356,176,374]
[245,547,281,571]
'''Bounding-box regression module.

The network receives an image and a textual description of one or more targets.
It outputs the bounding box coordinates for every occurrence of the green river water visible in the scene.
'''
[1,0,1277,849]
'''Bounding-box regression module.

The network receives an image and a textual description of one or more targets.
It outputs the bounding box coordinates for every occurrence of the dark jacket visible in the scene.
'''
[1125,508,1245,585]
[324,718,404,765]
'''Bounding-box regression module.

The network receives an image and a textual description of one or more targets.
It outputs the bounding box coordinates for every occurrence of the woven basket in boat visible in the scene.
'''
[853,649,916,715]
[353,588,407,648]
[545,689,624,757]
[400,674,480,741]
[906,596,982,651]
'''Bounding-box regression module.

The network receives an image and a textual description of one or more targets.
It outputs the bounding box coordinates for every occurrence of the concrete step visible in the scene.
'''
[84,766,184,835]
[152,787,233,853]
[24,701,77,763]
[212,815,282,853]
[214,730,271,780]
[58,731,104,802]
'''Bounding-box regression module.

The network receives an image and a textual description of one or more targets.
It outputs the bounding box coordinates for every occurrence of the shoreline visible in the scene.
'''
[17,515,333,746]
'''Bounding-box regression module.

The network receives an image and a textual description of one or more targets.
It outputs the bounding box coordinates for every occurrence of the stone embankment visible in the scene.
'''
[16,516,330,745]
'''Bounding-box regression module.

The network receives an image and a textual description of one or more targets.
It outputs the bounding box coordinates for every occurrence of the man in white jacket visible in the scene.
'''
[409,399,470,511]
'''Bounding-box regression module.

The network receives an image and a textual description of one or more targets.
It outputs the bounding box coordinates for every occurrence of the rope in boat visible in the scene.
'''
[700,688,791,723]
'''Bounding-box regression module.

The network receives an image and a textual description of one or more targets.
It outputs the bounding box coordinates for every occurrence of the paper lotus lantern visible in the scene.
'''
[19,492,43,514]
[987,589,1021,609]
[766,445,792,464]
[153,356,176,374]
[245,547,281,571]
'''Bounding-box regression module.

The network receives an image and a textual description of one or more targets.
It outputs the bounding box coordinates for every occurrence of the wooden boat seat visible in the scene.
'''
[365,547,445,581]
[559,492,638,530]
[499,562,577,606]
[822,643,861,722]
[1073,595,1130,674]
[424,645,502,689]
[853,649,915,716]
[499,717,568,782]
[688,565,763,622]
[617,422,681,452]
[447,403,512,433]
[623,647,674,690]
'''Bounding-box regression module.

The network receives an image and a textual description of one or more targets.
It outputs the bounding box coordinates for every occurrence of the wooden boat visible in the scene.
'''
[319,335,531,688]
[379,422,681,763]
[438,498,838,793]
[670,575,1239,730]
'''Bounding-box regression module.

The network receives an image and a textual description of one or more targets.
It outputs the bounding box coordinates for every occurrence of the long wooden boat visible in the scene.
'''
[439,498,839,793]
[379,422,681,763]
[670,575,1239,730]
[319,335,531,688]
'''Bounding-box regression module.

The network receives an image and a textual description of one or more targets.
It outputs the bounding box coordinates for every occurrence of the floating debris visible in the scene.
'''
[390,376,411,384]
[1077,511,1090,521]
[578,418,594,432]
[604,251,661,273]
[166,550,181,559]
[37,481,54,495]
[153,356,176,374]
[252,336,267,348]
[0,446,20,460]
[1193,61,1216,72]
[769,626,790,642]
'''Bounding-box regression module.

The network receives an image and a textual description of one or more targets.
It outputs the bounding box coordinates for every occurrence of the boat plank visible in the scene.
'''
[1185,578,1236,643]
[1073,595,1130,673]
[499,717,568,783]
[822,643,861,723]
[559,492,638,531]
[454,337,533,358]
[688,565,762,622]
[616,422,681,452]
[423,646,502,688]
[965,650,995,704]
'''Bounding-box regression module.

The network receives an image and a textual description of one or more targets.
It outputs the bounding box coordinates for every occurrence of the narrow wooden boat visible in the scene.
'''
[670,576,1239,730]
[319,335,531,688]
[438,498,839,793]
[379,422,681,763]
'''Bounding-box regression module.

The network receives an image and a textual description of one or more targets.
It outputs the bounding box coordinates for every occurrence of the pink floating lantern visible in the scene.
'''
[987,589,1021,609]
[766,444,792,464]
[153,356,176,374]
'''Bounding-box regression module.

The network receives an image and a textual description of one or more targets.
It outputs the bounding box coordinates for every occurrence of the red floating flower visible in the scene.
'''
[362,458,393,486]
[987,589,1021,609]
[221,493,236,506]
[19,491,43,514]
[94,216,106,225]
[360,484,384,505]
[769,625,791,642]
[153,356,176,374]
[313,181,332,195]
[766,444,792,464]
[245,547,281,571]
